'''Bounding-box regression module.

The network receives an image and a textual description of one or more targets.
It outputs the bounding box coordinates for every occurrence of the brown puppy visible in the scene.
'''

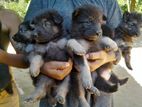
[13,10,70,105]
[102,11,142,70]
[67,4,127,96]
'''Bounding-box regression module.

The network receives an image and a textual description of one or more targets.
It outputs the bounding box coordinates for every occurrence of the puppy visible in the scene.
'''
[13,10,70,105]
[67,4,128,95]
[102,11,142,70]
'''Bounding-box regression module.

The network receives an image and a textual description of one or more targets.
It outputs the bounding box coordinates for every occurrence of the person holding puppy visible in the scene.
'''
[25,0,122,107]
[0,0,121,107]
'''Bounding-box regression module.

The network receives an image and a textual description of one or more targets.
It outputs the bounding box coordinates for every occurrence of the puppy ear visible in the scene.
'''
[103,15,107,21]
[123,11,130,21]
[52,13,63,25]
[100,15,107,24]
[72,9,81,20]
[73,10,80,17]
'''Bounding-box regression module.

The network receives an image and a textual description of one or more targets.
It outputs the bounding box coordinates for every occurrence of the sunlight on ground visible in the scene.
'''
[118,47,142,87]
[7,43,16,54]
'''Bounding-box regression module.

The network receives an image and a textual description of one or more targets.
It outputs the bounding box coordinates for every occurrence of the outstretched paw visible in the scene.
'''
[55,95,65,104]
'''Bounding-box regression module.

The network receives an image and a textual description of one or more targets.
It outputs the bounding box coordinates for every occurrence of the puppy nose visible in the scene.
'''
[96,32,102,36]
[33,32,38,37]
[12,35,17,40]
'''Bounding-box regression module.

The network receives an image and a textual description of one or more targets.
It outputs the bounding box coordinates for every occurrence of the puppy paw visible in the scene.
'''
[29,68,40,77]
[101,37,118,52]
[119,77,129,85]
[87,86,100,96]
[67,39,86,55]
[24,96,37,103]
[55,95,65,104]
[82,76,93,90]
[109,84,119,92]
[74,46,86,56]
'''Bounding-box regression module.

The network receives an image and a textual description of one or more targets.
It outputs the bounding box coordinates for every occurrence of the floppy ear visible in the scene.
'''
[29,20,36,30]
[103,15,107,21]
[52,12,63,24]
[73,9,80,17]
[101,15,107,24]
[123,11,130,21]
[72,9,80,21]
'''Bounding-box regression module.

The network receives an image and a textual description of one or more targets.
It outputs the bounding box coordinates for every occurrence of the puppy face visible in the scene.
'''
[120,11,142,38]
[72,5,105,41]
[13,10,63,44]
[13,21,35,43]
[30,10,63,43]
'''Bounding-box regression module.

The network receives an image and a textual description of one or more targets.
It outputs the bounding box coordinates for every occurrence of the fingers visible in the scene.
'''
[44,60,71,70]
[88,60,104,71]
[41,65,72,80]
[107,51,116,61]
[86,50,116,62]
[86,51,104,60]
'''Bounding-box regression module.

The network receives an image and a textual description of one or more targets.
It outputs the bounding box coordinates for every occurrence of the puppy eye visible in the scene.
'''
[129,23,135,26]
[45,22,51,27]
[19,28,27,33]
[79,20,90,23]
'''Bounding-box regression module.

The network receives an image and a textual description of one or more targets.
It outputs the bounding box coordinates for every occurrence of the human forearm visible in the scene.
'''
[0,49,29,68]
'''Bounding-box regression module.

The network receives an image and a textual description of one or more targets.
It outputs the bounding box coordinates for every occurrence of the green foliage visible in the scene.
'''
[118,0,142,12]
[24,0,30,3]
[0,0,29,19]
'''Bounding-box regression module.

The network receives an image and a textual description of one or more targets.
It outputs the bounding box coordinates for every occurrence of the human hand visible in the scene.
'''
[41,59,73,80]
[86,50,116,71]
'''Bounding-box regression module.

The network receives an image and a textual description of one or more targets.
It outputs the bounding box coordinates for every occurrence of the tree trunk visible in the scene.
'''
[130,0,136,12]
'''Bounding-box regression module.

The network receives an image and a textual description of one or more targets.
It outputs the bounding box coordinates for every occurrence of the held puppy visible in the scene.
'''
[67,4,127,95]
[102,11,142,70]
[13,10,70,105]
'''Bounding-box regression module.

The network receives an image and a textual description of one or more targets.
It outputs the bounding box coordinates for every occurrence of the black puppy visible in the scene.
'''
[13,10,70,105]
[102,11,142,70]
[67,4,128,96]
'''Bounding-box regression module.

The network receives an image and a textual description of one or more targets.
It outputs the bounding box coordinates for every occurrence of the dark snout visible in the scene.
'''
[128,27,141,37]
[12,33,21,42]
[83,24,102,40]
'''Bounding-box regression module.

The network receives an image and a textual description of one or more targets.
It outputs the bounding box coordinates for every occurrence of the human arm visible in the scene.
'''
[0,49,29,68]
[0,48,72,80]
